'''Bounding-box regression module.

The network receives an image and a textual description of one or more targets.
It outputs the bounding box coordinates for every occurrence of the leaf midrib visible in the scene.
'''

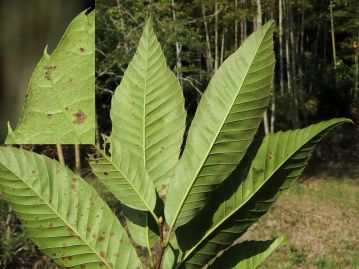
[96,146,158,221]
[169,22,273,229]
[3,157,112,269]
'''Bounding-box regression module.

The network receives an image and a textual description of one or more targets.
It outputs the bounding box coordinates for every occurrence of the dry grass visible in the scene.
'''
[243,166,359,269]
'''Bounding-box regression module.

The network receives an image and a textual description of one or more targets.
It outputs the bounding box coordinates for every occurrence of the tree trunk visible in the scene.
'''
[285,0,299,128]
[171,0,183,85]
[289,1,299,128]
[329,0,337,68]
[298,6,305,102]
[254,0,269,135]
[284,0,293,126]
[201,4,213,73]
[220,29,225,64]
[56,144,65,166]
[235,0,238,48]
[214,0,219,72]
[75,145,81,174]
[279,0,285,95]
[354,44,358,101]
[252,0,257,31]
[240,0,247,44]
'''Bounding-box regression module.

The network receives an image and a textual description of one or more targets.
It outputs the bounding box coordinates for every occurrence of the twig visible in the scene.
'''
[155,217,165,269]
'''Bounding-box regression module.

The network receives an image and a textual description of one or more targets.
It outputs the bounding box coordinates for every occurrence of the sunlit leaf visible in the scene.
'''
[208,237,286,269]
[178,118,351,268]
[0,146,141,269]
[165,20,275,228]
[110,18,186,195]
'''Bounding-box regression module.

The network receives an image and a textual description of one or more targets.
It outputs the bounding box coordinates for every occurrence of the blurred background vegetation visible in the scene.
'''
[0,0,358,268]
[0,0,93,142]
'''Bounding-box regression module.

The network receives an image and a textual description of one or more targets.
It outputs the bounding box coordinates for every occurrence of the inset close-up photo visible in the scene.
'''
[0,0,95,144]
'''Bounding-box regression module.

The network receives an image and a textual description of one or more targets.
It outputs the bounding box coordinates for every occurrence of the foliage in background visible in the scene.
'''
[96,0,358,138]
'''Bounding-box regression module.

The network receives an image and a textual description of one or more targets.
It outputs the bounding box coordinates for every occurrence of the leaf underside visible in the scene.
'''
[0,147,141,269]
[208,237,285,269]
[178,118,351,268]
[5,10,95,144]
[165,20,275,228]
[110,18,186,195]
[89,138,157,213]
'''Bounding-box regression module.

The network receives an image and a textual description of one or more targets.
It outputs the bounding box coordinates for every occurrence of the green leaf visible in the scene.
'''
[0,146,141,269]
[89,138,158,217]
[5,10,95,144]
[162,233,181,269]
[179,118,351,268]
[208,237,286,269]
[110,17,186,195]
[122,206,159,257]
[165,20,275,228]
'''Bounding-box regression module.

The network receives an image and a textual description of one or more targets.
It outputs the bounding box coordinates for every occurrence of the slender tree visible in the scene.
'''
[56,144,65,166]
[171,0,183,85]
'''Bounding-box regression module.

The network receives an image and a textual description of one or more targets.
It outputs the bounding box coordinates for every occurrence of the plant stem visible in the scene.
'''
[155,218,165,269]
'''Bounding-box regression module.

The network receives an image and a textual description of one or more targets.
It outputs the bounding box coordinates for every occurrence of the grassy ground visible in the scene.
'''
[244,165,359,269]
[0,166,358,268]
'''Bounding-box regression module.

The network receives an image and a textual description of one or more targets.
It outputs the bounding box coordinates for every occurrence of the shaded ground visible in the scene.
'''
[0,166,358,268]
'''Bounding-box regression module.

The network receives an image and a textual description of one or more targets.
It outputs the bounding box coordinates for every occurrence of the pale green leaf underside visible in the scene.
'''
[89,139,157,213]
[0,147,141,269]
[208,237,285,269]
[110,18,186,195]
[5,10,95,144]
[165,20,275,228]
[181,118,351,267]
[122,206,159,255]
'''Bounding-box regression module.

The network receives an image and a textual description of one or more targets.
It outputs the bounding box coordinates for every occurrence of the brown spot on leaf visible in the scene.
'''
[48,222,53,228]
[67,227,74,236]
[160,195,167,201]
[98,235,105,242]
[252,167,264,173]
[73,109,87,124]
[103,172,108,175]
[47,113,52,117]
[80,47,85,53]
[44,65,57,80]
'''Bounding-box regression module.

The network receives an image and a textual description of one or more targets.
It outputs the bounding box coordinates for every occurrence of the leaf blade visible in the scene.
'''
[89,139,157,215]
[110,18,186,195]
[0,146,141,269]
[179,118,351,267]
[165,20,275,228]
[208,237,285,269]
[5,10,95,144]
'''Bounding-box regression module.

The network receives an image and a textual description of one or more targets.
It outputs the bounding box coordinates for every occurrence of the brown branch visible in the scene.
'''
[155,217,165,269]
